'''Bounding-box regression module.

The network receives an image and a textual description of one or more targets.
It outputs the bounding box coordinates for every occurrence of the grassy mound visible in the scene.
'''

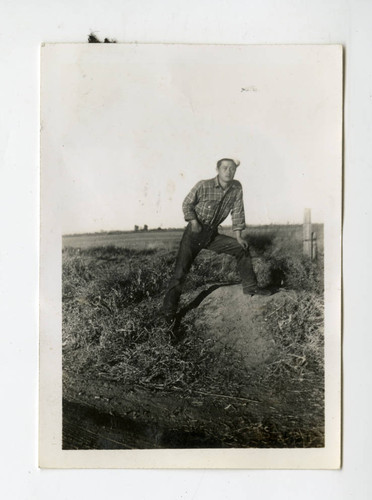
[62,227,324,447]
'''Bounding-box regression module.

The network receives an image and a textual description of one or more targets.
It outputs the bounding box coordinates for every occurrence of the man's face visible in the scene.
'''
[217,160,237,183]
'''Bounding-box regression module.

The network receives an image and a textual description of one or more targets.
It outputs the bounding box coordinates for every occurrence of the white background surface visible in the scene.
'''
[0,0,371,498]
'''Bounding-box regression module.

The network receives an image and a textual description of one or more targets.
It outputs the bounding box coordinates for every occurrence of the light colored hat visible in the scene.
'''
[217,157,240,167]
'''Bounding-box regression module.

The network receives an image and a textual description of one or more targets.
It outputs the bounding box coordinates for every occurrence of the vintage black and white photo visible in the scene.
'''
[39,43,342,468]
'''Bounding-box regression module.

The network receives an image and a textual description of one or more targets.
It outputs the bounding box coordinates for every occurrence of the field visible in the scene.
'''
[62,225,324,449]
[63,229,183,250]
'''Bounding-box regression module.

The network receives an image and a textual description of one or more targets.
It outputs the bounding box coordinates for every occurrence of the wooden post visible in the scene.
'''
[303,208,312,258]
[311,232,317,260]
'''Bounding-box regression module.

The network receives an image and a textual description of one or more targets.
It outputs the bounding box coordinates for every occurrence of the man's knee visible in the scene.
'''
[227,240,246,258]
[209,235,240,255]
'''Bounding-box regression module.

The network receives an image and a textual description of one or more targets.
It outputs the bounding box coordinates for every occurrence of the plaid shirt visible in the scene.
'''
[182,176,245,231]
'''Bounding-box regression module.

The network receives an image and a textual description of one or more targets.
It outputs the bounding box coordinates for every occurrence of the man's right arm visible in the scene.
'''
[182,181,203,232]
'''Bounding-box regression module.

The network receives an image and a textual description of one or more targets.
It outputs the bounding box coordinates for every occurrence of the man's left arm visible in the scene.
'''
[231,185,248,250]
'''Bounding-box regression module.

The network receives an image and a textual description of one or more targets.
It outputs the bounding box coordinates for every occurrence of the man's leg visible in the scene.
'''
[162,226,203,318]
[207,233,257,291]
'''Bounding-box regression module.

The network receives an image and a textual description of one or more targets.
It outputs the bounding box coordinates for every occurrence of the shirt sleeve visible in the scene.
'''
[231,185,246,231]
[182,181,203,222]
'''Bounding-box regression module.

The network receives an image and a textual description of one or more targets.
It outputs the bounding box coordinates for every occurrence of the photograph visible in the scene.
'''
[39,43,342,468]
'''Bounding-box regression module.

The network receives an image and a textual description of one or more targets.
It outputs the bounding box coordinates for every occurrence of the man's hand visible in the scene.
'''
[235,232,249,250]
[190,219,202,233]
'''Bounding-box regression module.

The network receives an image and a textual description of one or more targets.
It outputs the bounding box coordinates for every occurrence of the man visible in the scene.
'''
[162,158,272,324]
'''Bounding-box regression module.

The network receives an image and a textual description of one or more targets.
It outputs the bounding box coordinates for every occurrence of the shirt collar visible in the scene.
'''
[214,175,236,190]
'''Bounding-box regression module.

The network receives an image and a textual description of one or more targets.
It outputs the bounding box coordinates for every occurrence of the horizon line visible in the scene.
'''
[62,221,324,238]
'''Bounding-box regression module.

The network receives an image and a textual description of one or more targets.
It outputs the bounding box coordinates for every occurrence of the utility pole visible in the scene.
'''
[303,208,312,258]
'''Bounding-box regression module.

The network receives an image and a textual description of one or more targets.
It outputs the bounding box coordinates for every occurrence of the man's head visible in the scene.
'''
[216,158,239,184]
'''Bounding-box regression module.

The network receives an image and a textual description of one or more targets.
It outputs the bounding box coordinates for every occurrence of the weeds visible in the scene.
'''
[62,226,324,448]
[63,233,324,392]
[263,292,324,387]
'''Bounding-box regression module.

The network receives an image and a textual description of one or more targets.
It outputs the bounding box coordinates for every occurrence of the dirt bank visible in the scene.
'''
[194,286,294,368]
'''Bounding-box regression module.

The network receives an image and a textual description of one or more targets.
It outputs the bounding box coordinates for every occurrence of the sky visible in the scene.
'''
[41,44,342,234]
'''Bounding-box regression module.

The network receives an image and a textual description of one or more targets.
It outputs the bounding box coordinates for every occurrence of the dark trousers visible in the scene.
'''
[162,223,257,317]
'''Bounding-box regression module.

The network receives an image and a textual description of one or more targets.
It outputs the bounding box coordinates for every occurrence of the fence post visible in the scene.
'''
[311,232,317,260]
[303,208,312,258]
